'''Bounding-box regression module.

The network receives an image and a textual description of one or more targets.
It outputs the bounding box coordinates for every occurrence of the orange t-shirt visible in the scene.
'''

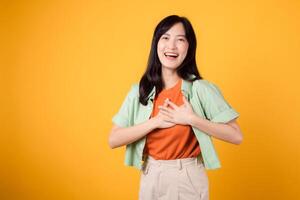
[143,78,201,160]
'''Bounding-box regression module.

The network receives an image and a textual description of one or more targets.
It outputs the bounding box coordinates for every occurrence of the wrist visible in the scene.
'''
[188,113,202,127]
[148,117,158,130]
[187,113,195,126]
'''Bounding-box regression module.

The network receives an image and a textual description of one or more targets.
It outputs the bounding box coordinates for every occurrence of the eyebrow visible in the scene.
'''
[162,33,186,37]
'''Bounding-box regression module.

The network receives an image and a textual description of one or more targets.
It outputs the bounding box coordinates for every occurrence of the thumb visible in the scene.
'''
[163,98,169,107]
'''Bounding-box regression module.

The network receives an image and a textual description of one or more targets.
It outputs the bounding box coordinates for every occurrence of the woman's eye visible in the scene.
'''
[161,36,168,40]
[178,38,186,42]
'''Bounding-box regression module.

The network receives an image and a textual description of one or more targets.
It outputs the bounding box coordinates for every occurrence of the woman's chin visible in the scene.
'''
[161,62,182,69]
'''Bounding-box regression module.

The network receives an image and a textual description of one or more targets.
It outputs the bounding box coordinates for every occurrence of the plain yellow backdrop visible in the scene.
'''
[1,0,300,199]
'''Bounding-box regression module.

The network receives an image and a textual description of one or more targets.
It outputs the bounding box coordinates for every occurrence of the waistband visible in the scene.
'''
[142,154,204,172]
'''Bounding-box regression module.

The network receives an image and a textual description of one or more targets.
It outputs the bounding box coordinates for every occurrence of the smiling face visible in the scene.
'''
[157,22,189,70]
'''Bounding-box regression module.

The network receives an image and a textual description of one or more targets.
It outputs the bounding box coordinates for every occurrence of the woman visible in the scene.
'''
[109,15,243,200]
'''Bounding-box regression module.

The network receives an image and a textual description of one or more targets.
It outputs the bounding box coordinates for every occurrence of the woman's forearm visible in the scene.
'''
[188,114,243,145]
[109,118,157,149]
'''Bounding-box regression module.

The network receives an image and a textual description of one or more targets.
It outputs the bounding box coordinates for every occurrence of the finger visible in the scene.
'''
[159,105,176,115]
[159,110,173,119]
[165,99,178,110]
[164,117,175,123]
[163,115,175,123]
[163,99,168,107]
[158,98,169,110]
[158,105,171,113]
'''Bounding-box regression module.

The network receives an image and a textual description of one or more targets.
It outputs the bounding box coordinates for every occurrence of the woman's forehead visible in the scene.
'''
[163,23,186,36]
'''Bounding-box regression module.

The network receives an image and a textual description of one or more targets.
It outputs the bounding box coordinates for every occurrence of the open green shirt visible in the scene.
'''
[112,74,239,170]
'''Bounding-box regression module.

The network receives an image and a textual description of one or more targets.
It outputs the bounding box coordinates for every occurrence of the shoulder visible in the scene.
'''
[191,79,226,101]
[192,79,221,93]
[127,83,139,98]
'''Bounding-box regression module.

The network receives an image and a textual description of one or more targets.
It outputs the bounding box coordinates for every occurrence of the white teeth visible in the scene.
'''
[164,52,178,57]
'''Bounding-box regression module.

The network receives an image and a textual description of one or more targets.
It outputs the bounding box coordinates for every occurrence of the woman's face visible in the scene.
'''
[157,22,189,70]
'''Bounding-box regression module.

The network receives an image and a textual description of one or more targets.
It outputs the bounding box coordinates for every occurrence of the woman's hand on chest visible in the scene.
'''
[158,96,195,126]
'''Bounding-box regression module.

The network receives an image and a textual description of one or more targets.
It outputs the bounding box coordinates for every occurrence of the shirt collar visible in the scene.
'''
[147,74,195,101]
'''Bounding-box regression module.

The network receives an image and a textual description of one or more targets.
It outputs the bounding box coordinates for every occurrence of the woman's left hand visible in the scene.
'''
[158,96,195,125]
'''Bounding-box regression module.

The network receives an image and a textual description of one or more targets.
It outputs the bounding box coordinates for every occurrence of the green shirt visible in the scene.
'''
[112,74,239,170]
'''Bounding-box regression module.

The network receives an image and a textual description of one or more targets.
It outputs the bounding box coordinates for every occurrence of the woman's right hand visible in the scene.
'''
[151,99,176,129]
[153,112,176,128]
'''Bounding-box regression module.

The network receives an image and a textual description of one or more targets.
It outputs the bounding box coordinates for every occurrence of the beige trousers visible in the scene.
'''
[139,155,209,200]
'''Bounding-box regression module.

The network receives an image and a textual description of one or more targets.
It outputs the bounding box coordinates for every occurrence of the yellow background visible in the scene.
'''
[1,0,300,199]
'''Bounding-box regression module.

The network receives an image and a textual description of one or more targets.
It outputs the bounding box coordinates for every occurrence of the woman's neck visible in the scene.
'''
[162,69,180,90]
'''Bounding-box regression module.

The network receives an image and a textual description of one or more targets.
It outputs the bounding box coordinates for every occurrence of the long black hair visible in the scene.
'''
[139,15,203,105]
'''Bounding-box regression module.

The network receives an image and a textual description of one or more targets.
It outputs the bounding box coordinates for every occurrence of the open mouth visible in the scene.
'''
[164,52,179,59]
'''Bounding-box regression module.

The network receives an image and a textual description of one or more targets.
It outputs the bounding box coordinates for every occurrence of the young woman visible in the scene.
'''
[109,15,243,200]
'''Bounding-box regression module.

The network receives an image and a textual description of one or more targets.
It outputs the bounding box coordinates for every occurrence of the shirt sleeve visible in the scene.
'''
[201,81,240,123]
[112,85,135,128]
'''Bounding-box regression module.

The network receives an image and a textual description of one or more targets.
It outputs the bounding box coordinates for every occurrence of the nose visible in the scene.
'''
[167,39,177,49]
